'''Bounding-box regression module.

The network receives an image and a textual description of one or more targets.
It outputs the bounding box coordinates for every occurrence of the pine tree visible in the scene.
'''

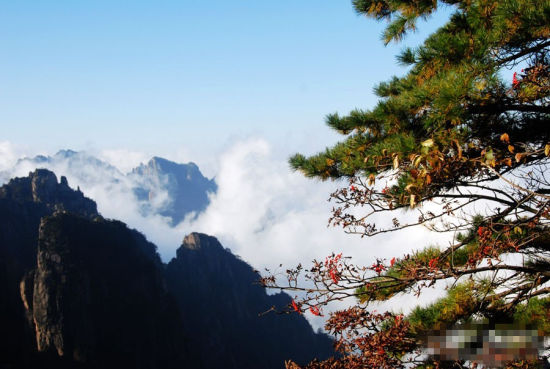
[262,1,550,367]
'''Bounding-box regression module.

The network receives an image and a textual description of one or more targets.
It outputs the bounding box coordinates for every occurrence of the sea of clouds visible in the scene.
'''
[0,138,455,330]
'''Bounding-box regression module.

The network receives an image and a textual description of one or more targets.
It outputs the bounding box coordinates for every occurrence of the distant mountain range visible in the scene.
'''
[131,156,216,225]
[1,150,216,226]
[0,169,333,368]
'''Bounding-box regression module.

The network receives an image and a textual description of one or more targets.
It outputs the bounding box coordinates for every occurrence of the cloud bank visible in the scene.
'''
[0,138,454,330]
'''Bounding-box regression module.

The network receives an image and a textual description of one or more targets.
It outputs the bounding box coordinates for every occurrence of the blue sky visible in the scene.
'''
[0,3,458,328]
[1,0,452,161]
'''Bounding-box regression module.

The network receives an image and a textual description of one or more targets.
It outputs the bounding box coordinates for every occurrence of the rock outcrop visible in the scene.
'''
[0,169,98,368]
[1,169,97,218]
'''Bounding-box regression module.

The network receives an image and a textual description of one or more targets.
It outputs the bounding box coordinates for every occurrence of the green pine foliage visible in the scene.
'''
[283,1,550,368]
[407,281,479,335]
[514,297,550,335]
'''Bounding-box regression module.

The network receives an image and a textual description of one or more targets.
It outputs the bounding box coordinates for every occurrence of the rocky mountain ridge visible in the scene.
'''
[2,150,216,225]
[0,170,332,369]
[131,156,217,225]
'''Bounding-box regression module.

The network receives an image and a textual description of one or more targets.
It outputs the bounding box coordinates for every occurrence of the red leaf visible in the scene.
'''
[291,300,301,313]
[309,306,323,316]
[512,72,519,87]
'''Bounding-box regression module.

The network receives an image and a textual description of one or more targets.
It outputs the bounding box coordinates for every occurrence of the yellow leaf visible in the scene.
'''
[515,153,523,162]
[545,144,550,157]
[421,139,434,148]
[413,155,422,168]
[393,156,399,170]
[475,80,487,91]
[326,158,335,166]
[500,133,510,143]
[410,194,416,208]
[368,173,376,186]
[508,145,515,153]
[514,226,523,235]
[452,140,462,159]
[486,149,495,160]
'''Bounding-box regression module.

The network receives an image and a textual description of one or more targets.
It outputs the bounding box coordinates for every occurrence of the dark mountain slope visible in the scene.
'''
[28,213,192,369]
[165,233,333,369]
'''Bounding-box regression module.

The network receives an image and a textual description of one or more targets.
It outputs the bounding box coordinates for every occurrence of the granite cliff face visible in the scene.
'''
[0,169,98,368]
[166,233,333,369]
[29,214,190,369]
[0,170,332,369]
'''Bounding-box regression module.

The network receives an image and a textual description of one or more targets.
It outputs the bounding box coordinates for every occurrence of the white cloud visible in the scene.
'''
[98,149,150,174]
[0,141,32,173]
[177,138,454,330]
[0,138,456,332]
[181,138,451,268]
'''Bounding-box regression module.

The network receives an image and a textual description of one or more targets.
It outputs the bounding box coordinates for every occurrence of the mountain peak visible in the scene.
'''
[181,232,221,251]
[31,167,57,186]
[54,149,78,158]
[147,157,199,172]
[30,169,67,203]
[166,232,334,368]
[132,157,217,225]
[3,151,216,227]
[29,169,62,198]
[1,169,98,217]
